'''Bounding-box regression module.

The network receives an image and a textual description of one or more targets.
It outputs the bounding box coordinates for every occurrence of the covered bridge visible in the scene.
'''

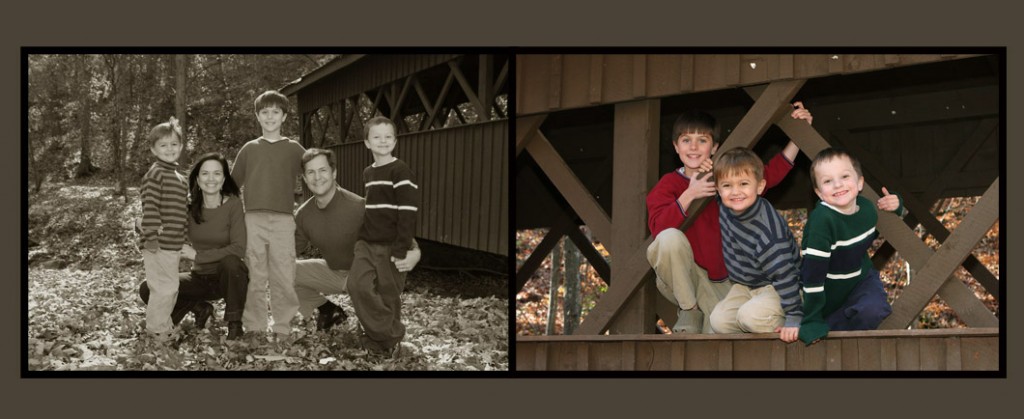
[281,53,509,258]
[515,52,1001,371]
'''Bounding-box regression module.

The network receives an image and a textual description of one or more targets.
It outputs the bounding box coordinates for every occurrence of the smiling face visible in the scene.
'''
[197,159,225,198]
[151,134,182,164]
[673,130,718,176]
[256,105,287,136]
[303,154,336,198]
[716,169,766,214]
[364,122,397,159]
[812,154,864,214]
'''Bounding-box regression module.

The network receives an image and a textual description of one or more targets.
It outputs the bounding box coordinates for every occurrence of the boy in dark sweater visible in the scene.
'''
[799,148,903,345]
[709,148,803,342]
[348,116,420,355]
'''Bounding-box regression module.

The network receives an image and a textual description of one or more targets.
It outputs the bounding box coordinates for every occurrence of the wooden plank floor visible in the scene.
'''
[516,328,999,371]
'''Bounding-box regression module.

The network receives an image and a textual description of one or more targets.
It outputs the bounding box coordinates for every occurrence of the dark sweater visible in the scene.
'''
[720,196,803,327]
[295,186,365,271]
[231,137,305,214]
[798,194,905,344]
[189,196,246,275]
[358,158,419,259]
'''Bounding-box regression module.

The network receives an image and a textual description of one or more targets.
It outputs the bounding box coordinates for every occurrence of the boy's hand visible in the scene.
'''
[775,326,799,343]
[877,187,901,212]
[790,101,813,125]
[179,244,197,261]
[391,247,422,272]
[681,163,717,204]
[144,239,159,253]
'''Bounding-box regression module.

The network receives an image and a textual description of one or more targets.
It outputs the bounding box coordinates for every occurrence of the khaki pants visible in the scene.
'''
[242,212,299,335]
[647,228,730,333]
[294,258,349,319]
[143,249,180,334]
[710,283,785,333]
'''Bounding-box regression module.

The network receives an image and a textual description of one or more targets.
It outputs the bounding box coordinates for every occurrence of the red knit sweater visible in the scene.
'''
[645,153,794,281]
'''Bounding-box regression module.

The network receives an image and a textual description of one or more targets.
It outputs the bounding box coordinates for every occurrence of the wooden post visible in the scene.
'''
[607,99,660,334]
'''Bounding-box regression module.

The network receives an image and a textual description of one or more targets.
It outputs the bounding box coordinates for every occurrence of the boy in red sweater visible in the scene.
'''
[646,104,811,333]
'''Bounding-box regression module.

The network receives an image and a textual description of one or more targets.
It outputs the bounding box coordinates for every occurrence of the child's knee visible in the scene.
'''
[653,229,690,254]
[736,305,780,333]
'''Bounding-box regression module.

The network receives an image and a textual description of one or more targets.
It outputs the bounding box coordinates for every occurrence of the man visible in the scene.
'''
[293,148,421,333]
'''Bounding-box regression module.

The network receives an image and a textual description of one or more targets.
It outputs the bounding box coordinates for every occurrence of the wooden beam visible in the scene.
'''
[525,130,613,245]
[391,76,414,123]
[578,80,806,335]
[608,99,660,333]
[421,71,455,131]
[515,222,568,292]
[878,180,999,329]
[576,237,655,335]
[589,55,603,104]
[515,115,546,156]
[478,55,494,122]
[548,55,562,110]
[564,225,611,285]
[448,61,488,120]
[493,58,508,95]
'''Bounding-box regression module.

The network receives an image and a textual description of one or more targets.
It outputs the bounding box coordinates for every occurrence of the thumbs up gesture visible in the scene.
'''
[876,187,900,212]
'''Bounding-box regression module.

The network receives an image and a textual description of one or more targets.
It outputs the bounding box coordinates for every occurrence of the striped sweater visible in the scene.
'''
[720,196,803,327]
[358,158,419,259]
[798,194,904,344]
[140,159,188,251]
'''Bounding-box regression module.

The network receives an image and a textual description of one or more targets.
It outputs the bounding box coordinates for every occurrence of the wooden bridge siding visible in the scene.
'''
[515,329,999,371]
[295,54,461,114]
[327,119,508,256]
[516,54,979,116]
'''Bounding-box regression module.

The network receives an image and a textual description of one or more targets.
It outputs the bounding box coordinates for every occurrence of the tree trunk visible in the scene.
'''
[563,239,581,335]
[75,55,95,178]
[175,54,188,164]
[545,238,563,335]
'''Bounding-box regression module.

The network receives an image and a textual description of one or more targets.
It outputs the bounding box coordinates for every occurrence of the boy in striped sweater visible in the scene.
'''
[709,148,803,342]
[139,117,189,340]
[348,116,420,356]
[799,148,903,345]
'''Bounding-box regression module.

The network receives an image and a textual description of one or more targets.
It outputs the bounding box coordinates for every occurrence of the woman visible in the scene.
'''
[139,152,248,340]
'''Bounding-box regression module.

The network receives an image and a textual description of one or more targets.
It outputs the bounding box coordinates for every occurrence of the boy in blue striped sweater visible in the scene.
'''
[709,148,803,342]
[348,116,420,356]
[799,148,903,345]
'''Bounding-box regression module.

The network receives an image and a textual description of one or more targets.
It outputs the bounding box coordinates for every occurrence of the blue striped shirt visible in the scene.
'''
[720,196,803,327]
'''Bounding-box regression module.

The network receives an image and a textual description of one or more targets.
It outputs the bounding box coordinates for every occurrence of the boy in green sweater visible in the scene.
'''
[799,148,904,345]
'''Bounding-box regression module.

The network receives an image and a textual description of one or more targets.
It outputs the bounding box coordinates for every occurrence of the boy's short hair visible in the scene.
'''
[810,147,862,188]
[713,148,764,184]
[253,90,289,115]
[302,147,336,172]
[147,117,183,147]
[671,110,721,145]
[363,116,397,139]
